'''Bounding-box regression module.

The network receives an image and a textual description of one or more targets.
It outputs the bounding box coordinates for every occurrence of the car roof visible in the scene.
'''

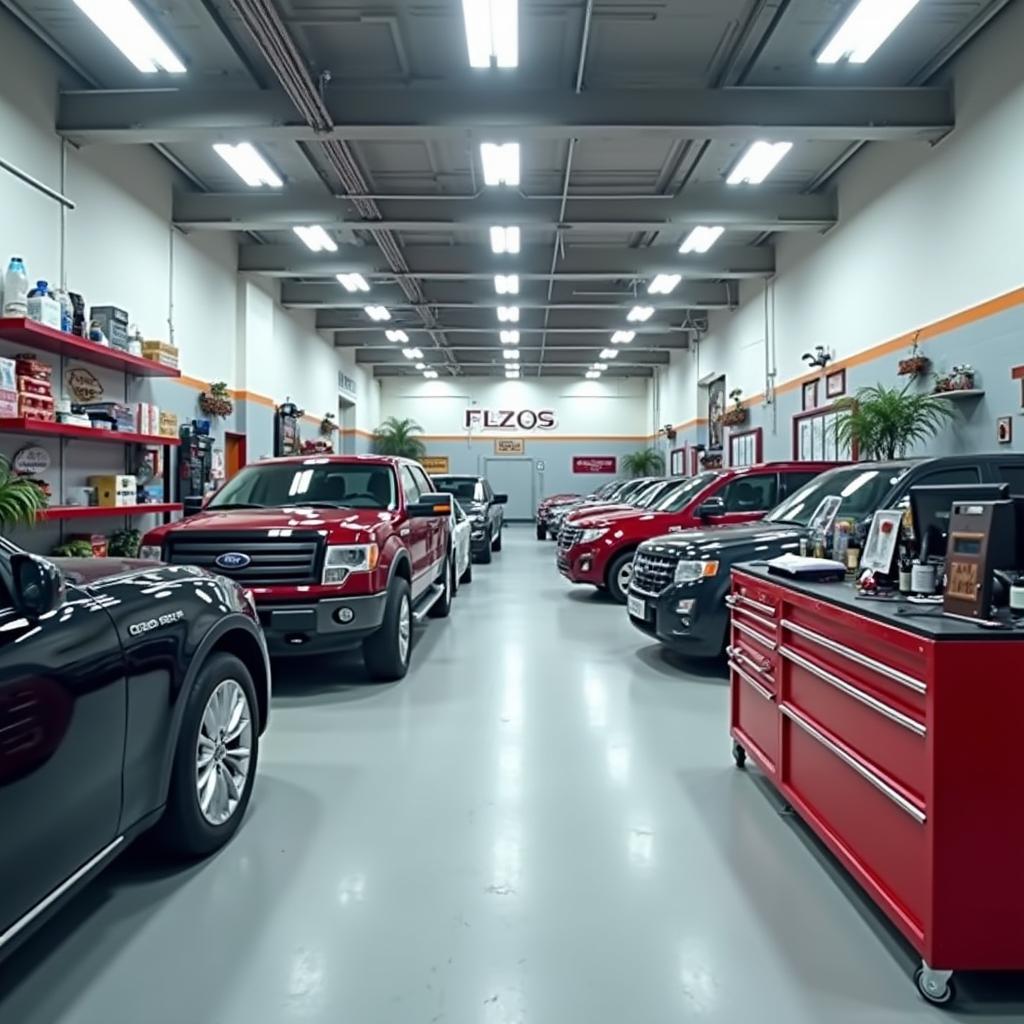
[250,454,404,468]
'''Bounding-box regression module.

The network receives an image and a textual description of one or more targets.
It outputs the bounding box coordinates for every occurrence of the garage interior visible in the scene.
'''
[2,0,1024,1021]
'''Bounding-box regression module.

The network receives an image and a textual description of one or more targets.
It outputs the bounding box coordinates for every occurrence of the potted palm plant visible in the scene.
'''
[372,416,427,460]
[0,454,49,528]
[833,383,956,460]
[621,448,665,477]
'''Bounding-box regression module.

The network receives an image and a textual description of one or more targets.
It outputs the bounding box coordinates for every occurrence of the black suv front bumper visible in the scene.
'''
[626,581,728,658]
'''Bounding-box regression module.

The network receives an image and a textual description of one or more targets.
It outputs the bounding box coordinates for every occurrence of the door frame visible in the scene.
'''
[482,457,536,521]
[224,431,247,480]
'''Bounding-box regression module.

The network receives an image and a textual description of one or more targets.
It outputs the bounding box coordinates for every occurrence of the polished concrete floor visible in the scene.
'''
[2,527,1021,1023]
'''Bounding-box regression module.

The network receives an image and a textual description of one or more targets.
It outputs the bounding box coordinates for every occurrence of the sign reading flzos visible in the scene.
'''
[464,408,557,430]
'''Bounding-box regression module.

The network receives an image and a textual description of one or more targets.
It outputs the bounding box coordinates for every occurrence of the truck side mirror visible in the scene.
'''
[696,496,726,519]
[408,492,453,518]
[9,553,65,618]
[494,494,509,504]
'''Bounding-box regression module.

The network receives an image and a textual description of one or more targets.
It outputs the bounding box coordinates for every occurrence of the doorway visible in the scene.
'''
[483,458,535,521]
[338,397,356,454]
[225,432,247,480]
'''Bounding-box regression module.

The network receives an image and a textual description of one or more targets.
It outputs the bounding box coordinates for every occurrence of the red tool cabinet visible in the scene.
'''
[728,566,1024,1006]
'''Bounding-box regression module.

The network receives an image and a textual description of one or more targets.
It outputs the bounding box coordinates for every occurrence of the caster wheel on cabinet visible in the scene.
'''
[914,966,956,1007]
[732,742,747,769]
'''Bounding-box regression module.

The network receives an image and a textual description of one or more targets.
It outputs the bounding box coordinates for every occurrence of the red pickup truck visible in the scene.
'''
[140,455,453,681]
[557,462,839,602]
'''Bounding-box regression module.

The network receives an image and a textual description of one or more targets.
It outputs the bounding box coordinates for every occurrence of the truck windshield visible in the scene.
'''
[652,473,717,513]
[433,477,481,502]
[209,462,397,510]
[764,465,909,527]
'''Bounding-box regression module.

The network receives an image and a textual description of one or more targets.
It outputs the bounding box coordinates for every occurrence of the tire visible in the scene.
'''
[429,555,453,618]
[914,967,956,1006]
[158,652,259,858]
[478,532,493,564]
[460,558,473,584]
[363,578,413,682]
[606,550,637,604]
[493,526,502,552]
[536,523,546,540]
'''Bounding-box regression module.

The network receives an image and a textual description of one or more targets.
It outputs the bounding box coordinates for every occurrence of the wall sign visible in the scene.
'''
[465,408,556,431]
[337,371,357,398]
[494,438,525,455]
[420,455,450,475]
[572,456,616,474]
[12,445,50,476]
[65,366,103,403]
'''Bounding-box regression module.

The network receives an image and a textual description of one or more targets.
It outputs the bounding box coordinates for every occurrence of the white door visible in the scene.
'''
[483,458,534,521]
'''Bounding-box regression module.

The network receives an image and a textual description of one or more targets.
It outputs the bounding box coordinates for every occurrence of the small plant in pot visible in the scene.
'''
[700,452,723,470]
[198,381,234,419]
[720,388,748,427]
[897,336,931,378]
[319,412,338,438]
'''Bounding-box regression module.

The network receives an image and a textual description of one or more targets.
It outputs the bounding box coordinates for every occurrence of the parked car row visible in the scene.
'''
[547,454,1024,660]
[0,455,504,964]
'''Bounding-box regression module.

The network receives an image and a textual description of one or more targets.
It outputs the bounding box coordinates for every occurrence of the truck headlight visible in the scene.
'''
[323,543,379,584]
[579,528,608,543]
[674,560,719,583]
[139,545,163,561]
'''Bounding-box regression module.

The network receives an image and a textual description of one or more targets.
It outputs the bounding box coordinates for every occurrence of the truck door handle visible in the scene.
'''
[400,528,410,537]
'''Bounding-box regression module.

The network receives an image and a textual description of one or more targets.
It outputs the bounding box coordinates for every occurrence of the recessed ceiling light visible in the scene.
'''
[364,305,391,321]
[502,349,519,360]
[424,370,439,379]
[497,306,520,322]
[463,0,518,69]
[727,141,793,185]
[611,330,635,344]
[293,225,338,253]
[591,363,608,371]
[679,225,724,255]
[385,330,408,343]
[337,273,370,293]
[480,143,520,187]
[402,348,424,360]
[494,274,520,295]
[212,143,282,188]
[627,305,654,322]
[506,362,521,371]
[585,370,601,380]
[74,0,185,73]
[490,225,521,255]
[500,330,520,345]
[818,0,919,64]
[415,362,427,370]
[648,274,681,296]
[600,349,618,360]
[505,370,521,379]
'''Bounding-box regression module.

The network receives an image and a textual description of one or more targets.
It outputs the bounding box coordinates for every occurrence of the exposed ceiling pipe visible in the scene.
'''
[226,0,458,372]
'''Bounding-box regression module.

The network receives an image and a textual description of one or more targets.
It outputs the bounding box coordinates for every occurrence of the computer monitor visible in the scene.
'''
[909,483,1010,562]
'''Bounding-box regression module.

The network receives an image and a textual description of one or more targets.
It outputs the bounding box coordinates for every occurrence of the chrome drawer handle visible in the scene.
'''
[735,594,777,617]
[781,619,926,695]
[726,645,772,678]
[780,647,926,737]
[733,619,778,652]
[730,660,774,703]
[732,603,778,633]
[780,704,926,825]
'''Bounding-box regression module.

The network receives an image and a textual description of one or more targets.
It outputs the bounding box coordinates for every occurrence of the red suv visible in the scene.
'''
[557,462,838,602]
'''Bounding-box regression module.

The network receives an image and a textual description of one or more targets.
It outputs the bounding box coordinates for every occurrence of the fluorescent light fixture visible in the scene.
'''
[424,370,439,379]
[591,363,608,372]
[497,306,520,323]
[74,0,185,73]
[503,349,519,360]
[648,274,682,295]
[585,370,601,380]
[364,305,391,321]
[415,362,427,371]
[402,348,424,360]
[490,225,521,254]
[213,143,282,188]
[599,349,618,360]
[385,330,409,343]
[679,225,724,254]
[505,370,521,379]
[495,274,520,295]
[337,273,370,293]
[727,141,793,185]
[818,0,919,64]
[611,330,635,344]
[463,0,518,69]
[506,362,521,371]
[500,330,520,345]
[293,225,338,253]
[627,305,654,322]
[480,143,520,187]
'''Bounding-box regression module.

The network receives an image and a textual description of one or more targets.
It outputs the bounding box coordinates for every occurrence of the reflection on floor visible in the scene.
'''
[1,527,1021,1022]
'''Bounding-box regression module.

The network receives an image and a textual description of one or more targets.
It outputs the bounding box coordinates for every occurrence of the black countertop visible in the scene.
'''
[734,562,1024,641]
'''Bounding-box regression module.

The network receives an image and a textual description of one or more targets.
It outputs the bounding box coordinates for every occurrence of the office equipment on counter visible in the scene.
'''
[943,499,1017,619]
[274,400,303,457]
[765,552,846,582]
[909,482,1010,563]
[912,561,937,595]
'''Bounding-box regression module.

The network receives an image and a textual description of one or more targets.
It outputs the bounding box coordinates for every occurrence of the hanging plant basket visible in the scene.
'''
[898,355,931,377]
[720,407,748,427]
[199,382,234,418]
[700,452,723,470]
[320,413,338,438]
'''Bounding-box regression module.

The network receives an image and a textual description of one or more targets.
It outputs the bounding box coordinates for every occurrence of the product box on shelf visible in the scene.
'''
[0,357,15,392]
[27,294,61,330]
[15,354,52,381]
[140,483,166,504]
[90,306,129,350]
[141,340,179,368]
[82,402,135,432]
[18,393,54,421]
[88,474,137,507]
[0,391,17,417]
[136,402,160,435]
[159,411,178,437]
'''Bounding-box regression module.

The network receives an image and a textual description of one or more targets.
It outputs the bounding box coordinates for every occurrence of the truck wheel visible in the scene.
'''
[478,532,493,564]
[429,555,453,618]
[363,578,412,682]
[493,526,503,552]
[158,653,259,858]
[606,550,637,604]
[536,523,546,540]
[460,558,473,584]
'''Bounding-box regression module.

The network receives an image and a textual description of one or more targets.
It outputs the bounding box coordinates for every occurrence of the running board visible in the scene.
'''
[412,583,444,622]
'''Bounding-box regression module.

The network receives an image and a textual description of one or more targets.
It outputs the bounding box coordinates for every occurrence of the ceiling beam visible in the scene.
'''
[59,86,953,144]
[176,185,835,233]
[373,365,655,378]
[321,313,707,331]
[354,346,672,363]
[246,244,772,279]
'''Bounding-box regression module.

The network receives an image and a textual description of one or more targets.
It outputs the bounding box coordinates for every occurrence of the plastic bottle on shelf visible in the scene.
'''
[53,288,73,333]
[2,257,29,316]
[27,280,50,299]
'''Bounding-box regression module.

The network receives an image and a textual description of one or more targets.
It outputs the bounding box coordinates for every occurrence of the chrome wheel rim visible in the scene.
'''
[195,679,252,826]
[617,561,634,595]
[397,594,412,663]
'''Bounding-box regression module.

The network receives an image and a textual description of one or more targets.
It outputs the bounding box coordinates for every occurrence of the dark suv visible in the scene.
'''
[628,454,1024,658]
[0,536,270,962]
[432,475,507,564]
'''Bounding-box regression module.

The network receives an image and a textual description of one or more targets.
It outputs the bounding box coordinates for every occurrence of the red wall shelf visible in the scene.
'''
[0,318,181,378]
[39,503,181,522]
[0,417,179,447]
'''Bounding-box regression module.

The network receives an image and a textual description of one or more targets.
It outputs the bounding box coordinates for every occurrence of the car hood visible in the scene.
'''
[540,494,580,508]
[53,556,163,585]
[162,506,398,540]
[640,521,807,559]
[571,507,671,529]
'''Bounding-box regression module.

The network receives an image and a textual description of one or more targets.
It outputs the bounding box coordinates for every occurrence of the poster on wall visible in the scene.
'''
[494,438,525,455]
[670,448,686,476]
[572,456,616,474]
[421,455,450,475]
[707,376,726,451]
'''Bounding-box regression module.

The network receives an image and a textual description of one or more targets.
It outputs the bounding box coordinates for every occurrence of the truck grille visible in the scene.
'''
[631,551,678,595]
[558,525,583,553]
[165,532,324,585]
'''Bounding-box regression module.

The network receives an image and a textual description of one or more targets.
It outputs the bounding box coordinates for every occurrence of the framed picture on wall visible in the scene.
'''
[728,427,763,468]
[825,368,846,399]
[670,446,686,476]
[802,379,819,411]
[997,416,1013,444]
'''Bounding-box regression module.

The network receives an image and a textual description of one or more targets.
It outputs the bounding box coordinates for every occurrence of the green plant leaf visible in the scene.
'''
[372,416,427,460]
[620,448,665,478]
[832,384,957,460]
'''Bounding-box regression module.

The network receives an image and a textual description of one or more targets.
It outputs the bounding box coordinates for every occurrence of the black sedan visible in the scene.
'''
[431,474,508,564]
[0,538,270,962]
